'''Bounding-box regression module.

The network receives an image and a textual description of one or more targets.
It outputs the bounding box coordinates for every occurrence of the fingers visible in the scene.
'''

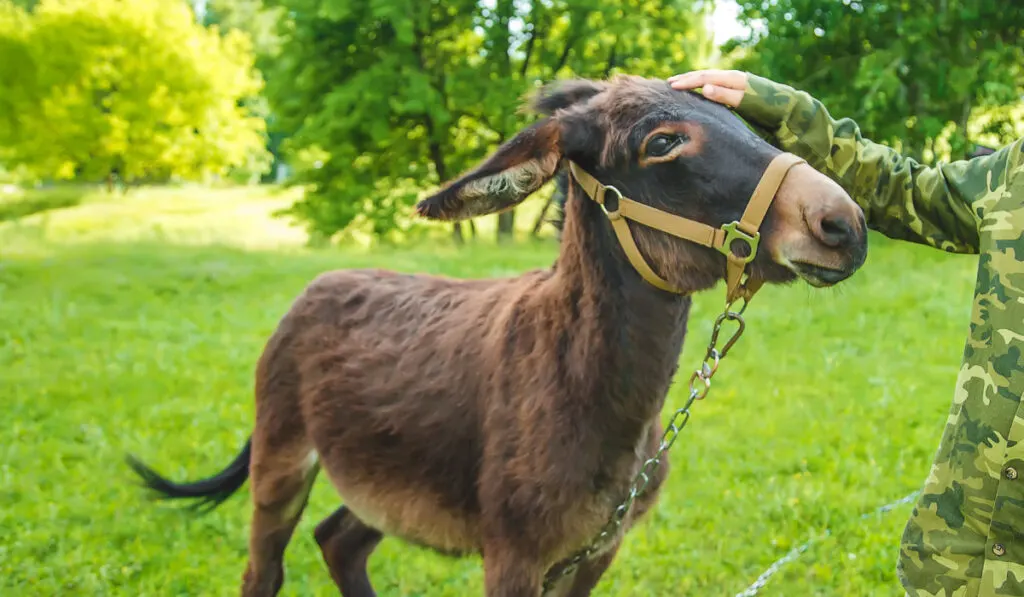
[667,69,747,90]
[666,69,748,108]
[700,83,745,108]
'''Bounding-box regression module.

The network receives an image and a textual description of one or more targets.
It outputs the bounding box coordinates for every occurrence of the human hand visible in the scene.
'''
[667,70,749,109]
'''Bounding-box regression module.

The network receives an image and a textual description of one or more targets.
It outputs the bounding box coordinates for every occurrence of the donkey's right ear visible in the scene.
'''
[416,118,562,221]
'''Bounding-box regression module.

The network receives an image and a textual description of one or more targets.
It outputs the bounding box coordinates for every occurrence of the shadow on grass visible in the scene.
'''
[0,186,94,222]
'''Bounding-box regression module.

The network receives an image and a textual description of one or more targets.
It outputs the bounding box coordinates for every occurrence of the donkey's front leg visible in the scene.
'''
[555,542,622,597]
[482,543,544,597]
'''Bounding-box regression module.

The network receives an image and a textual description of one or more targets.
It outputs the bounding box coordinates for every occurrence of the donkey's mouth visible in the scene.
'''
[788,261,852,287]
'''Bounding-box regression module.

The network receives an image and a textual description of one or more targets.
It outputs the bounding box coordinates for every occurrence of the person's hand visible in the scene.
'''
[667,70,749,109]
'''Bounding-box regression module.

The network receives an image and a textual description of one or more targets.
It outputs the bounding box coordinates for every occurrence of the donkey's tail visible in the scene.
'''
[126,437,252,512]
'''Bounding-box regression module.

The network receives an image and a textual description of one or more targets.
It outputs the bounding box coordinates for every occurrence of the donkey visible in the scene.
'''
[127,75,867,597]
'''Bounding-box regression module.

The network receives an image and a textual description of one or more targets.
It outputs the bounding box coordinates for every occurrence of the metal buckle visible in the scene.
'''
[600,185,623,220]
[718,221,759,263]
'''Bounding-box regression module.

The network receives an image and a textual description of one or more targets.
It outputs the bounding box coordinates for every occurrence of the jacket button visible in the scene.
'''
[1005,467,1018,480]
[993,543,1007,557]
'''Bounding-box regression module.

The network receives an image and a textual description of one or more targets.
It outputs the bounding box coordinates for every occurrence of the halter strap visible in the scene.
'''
[568,152,806,304]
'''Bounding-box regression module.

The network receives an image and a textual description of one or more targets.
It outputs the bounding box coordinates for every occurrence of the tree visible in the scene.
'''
[203,0,289,182]
[0,2,31,166]
[267,0,713,245]
[476,0,712,241]
[0,0,269,186]
[204,0,284,72]
[265,0,481,243]
[726,0,1024,162]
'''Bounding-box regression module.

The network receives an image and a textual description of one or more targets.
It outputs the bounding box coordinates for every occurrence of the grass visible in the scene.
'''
[0,185,92,222]
[0,185,979,596]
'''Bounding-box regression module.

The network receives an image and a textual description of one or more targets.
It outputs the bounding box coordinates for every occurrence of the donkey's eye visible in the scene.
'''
[645,134,688,158]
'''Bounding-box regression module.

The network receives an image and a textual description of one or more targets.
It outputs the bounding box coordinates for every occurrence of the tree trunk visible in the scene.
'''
[531,194,555,237]
[497,211,515,243]
[425,138,466,245]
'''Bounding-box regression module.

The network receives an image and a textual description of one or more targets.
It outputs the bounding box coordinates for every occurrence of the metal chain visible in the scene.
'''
[542,299,750,592]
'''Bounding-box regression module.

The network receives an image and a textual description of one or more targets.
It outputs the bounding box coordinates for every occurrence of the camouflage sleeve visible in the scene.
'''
[736,74,1021,254]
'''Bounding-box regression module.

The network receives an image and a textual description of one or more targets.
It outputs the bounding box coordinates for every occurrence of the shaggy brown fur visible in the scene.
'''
[127,75,867,597]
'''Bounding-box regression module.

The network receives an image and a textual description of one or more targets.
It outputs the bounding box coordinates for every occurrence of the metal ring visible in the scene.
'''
[729,238,755,261]
[718,221,760,264]
[689,369,711,399]
[601,185,624,219]
[727,296,751,316]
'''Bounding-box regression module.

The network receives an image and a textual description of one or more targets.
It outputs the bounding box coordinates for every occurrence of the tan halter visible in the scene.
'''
[568,152,806,305]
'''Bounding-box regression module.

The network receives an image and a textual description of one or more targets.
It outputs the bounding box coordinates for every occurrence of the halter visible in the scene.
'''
[568,152,806,305]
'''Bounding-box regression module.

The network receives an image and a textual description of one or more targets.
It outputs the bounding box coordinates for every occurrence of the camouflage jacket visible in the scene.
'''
[737,74,1024,596]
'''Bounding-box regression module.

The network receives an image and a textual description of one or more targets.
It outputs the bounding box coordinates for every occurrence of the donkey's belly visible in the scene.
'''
[324,467,482,555]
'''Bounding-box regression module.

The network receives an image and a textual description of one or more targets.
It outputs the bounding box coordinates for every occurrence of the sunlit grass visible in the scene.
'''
[0,185,977,596]
[0,184,308,255]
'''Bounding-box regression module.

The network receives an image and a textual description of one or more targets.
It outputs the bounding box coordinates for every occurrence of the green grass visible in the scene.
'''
[0,185,978,596]
[0,185,92,222]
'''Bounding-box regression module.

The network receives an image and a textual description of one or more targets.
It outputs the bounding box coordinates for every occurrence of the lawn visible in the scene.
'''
[0,185,978,596]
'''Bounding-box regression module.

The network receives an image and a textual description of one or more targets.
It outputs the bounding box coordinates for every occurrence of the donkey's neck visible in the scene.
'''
[547,181,691,434]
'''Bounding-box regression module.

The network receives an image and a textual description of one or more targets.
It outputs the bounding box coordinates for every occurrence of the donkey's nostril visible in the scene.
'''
[814,213,856,248]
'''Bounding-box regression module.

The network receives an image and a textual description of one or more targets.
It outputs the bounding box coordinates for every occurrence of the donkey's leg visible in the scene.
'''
[314,505,383,596]
[556,543,621,597]
[625,420,670,523]
[241,431,319,597]
[483,547,544,597]
[553,424,668,597]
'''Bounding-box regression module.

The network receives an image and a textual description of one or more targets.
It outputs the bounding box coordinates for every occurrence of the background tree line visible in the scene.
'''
[0,0,269,190]
[1,0,1022,245]
[727,0,1024,163]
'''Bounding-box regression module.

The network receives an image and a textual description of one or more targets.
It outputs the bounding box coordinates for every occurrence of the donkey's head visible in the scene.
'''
[418,76,866,295]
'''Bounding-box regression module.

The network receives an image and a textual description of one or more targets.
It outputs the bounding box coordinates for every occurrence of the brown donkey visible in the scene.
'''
[128,76,867,597]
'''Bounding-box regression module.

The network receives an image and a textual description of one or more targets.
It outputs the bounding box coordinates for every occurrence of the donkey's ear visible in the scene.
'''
[416,118,562,221]
[530,79,608,116]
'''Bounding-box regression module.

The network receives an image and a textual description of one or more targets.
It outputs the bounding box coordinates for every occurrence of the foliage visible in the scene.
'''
[0,0,269,184]
[726,0,1024,162]
[0,185,977,595]
[201,0,291,183]
[0,2,30,166]
[265,0,713,243]
[206,0,285,68]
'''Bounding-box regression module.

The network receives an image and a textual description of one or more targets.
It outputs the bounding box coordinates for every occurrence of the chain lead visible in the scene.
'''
[542,303,747,591]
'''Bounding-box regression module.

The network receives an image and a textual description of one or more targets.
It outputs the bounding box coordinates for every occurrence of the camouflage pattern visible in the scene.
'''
[738,74,1024,596]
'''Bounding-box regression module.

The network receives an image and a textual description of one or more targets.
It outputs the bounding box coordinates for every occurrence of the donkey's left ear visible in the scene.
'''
[416,118,562,221]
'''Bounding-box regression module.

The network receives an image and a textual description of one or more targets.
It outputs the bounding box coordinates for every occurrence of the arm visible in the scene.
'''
[671,70,1021,254]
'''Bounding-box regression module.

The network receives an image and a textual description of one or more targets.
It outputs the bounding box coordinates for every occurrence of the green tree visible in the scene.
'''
[268,0,712,245]
[0,2,31,166]
[266,0,480,243]
[202,0,291,183]
[204,0,284,71]
[477,0,711,240]
[0,0,268,186]
[726,0,1024,162]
